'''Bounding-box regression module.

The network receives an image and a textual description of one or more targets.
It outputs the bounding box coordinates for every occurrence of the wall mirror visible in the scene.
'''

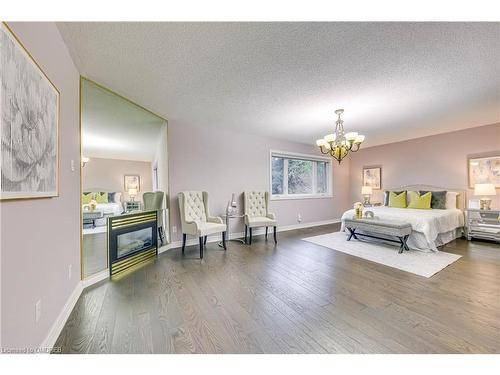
[80,77,169,279]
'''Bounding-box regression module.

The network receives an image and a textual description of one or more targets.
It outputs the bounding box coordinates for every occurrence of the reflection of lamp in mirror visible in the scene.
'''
[361,186,372,205]
[474,183,496,210]
[128,188,138,202]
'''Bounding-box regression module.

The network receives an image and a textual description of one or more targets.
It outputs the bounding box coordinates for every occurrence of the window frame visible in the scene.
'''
[269,150,333,201]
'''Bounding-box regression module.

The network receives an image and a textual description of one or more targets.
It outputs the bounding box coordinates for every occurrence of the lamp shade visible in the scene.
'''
[361,186,373,195]
[128,188,137,196]
[474,183,496,196]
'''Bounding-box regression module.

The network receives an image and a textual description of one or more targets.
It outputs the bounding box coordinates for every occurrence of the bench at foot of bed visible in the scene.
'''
[343,218,412,254]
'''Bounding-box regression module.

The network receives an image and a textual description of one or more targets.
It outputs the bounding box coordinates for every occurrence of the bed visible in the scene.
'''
[83,189,124,221]
[341,185,465,252]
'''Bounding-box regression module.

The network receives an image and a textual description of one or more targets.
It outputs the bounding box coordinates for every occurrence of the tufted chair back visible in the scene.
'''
[244,191,269,217]
[179,191,208,224]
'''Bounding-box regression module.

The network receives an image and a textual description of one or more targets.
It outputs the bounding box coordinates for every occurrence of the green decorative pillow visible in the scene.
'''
[384,191,404,206]
[408,191,432,209]
[82,192,93,204]
[95,192,108,204]
[388,191,407,208]
[420,190,447,209]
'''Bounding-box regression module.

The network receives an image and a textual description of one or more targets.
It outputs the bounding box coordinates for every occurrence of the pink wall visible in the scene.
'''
[349,123,500,208]
[0,23,81,348]
[168,122,351,242]
[83,157,152,202]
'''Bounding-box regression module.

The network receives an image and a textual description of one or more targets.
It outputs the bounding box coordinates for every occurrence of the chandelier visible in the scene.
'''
[316,109,365,163]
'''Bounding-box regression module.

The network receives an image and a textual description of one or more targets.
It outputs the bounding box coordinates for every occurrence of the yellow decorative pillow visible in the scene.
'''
[408,191,432,209]
[82,192,93,204]
[95,192,108,204]
[388,191,407,208]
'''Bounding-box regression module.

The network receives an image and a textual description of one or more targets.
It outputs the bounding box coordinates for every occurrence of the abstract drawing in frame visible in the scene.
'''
[0,23,59,200]
[124,175,140,191]
[468,155,500,188]
[363,166,382,190]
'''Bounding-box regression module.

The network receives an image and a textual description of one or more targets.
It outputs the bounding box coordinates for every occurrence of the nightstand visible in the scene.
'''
[124,201,141,212]
[466,209,500,243]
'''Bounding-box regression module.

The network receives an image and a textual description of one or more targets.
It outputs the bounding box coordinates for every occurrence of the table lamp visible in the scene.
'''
[361,186,373,205]
[474,183,496,210]
[128,188,138,202]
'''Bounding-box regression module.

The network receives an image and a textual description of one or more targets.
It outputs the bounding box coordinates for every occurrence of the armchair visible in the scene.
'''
[243,191,277,245]
[178,191,227,259]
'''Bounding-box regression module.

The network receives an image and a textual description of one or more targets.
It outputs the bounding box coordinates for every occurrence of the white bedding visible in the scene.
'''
[83,202,123,216]
[341,206,464,252]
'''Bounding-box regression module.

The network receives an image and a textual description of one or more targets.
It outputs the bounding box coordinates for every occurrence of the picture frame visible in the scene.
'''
[362,166,382,190]
[124,175,140,191]
[0,22,60,200]
[468,154,500,189]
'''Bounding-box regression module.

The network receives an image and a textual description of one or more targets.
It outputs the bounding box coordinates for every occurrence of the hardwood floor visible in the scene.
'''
[54,224,500,353]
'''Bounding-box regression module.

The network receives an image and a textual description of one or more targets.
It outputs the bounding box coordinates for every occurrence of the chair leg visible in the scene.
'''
[204,236,207,245]
[222,231,227,250]
[249,228,252,245]
[158,226,165,245]
[244,225,248,244]
[182,233,186,255]
[265,227,268,240]
[273,226,277,244]
[199,237,204,259]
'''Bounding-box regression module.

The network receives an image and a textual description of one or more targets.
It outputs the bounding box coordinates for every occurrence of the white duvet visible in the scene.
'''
[341,206,464,251]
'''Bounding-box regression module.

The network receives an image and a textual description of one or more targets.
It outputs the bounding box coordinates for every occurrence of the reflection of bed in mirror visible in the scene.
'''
[341,185,465,252]
[83,188,124,218]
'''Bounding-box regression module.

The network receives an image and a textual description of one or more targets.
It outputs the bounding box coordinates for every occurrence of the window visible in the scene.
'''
[271,151,332,199]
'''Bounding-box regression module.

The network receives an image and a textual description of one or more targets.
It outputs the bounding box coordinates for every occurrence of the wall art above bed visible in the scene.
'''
[0,23,59,200]
[468,154,500,188]
[363,166,382,190]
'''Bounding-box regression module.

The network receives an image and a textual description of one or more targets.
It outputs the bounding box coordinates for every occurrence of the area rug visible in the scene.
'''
[302,232,461,278]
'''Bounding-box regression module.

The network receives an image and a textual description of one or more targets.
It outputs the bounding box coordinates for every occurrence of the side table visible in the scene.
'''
[218,213,245,247]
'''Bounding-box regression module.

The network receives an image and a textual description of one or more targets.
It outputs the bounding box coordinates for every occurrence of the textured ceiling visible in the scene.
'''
[59,22,500,147]
[82,79,165,161]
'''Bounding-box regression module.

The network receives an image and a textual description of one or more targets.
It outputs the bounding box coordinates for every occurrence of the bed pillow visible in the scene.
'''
[95,192,109,204]
[408,191,432,209]
[113,192,122,203]
[420,190,447,209]
[82,192,93,204]
[108,192,116,203]
[384,191,404,206]
[388,191,407,208]
[445,191,459,209]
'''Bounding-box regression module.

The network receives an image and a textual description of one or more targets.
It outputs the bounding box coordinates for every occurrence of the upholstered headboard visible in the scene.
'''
[385,184,466,211]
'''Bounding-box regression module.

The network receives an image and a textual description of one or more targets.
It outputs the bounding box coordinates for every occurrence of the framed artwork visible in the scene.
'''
[363,166,382,190]
[0,23,59,200]
[124,175,140,191]
[468,155,500,188]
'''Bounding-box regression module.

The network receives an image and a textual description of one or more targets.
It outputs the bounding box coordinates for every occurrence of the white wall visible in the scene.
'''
[168,122,351,242]
[0,22,80,349]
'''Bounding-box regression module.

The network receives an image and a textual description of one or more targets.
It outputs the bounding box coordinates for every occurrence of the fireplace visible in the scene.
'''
[108,211,158,277]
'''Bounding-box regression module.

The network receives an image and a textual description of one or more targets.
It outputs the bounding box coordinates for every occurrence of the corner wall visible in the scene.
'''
[349,122,500,208]
[168,122,351,243]
[0,22,80,349]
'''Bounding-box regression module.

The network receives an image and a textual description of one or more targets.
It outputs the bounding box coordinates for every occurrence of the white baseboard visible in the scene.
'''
[40,282,83,352]
[163,218,341,252]
[39,218,340,350]
[82,269,109,288]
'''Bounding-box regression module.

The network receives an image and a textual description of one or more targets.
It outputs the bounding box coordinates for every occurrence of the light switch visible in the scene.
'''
[70,159,75,171]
